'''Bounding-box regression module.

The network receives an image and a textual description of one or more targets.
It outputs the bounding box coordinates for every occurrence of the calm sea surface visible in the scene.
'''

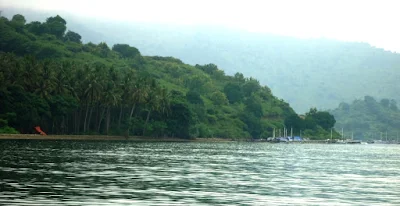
[0,140,399,205]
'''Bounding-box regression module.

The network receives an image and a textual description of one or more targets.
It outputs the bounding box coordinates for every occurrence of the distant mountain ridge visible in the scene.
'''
[2,8,400,113]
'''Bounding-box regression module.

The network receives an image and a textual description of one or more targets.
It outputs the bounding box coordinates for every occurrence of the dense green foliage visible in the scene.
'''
[284,108,339,139]
[330,96,400,140]
[4,10,400,113]
[32,17,400,113]
[0,14,337,139]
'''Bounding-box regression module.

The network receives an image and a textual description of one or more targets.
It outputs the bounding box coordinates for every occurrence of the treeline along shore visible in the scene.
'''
[0,14,340,140]
[0,134,233,142]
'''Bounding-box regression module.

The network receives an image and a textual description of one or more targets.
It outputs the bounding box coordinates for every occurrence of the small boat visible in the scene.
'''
[346,140,362,144]
[335,140,346,144]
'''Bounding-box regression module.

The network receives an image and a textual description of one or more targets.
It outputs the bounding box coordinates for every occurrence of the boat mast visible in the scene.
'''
[291,127,293,138]
[341,128,344,141]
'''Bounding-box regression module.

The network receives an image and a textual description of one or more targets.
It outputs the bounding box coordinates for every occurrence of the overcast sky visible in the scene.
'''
[1,0,399,52]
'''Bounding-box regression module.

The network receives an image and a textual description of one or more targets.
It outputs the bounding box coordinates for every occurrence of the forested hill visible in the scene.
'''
[2,9,400,113]
[96,28,400,113]
[7,12,398,113]
[0,14,338,139]
[330,96,400,140]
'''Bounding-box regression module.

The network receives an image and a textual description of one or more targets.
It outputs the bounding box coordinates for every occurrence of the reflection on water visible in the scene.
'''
[0,140,399,205]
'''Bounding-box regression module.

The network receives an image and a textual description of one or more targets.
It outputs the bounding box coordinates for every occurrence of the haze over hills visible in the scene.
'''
[330,96,400,140]
[2,8,400,113]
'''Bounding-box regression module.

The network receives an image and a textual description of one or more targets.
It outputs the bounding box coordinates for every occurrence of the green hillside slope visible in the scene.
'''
[32,16,400,114]
[3,9,399,113]
[124,29,400,113]
[0,14,338,139]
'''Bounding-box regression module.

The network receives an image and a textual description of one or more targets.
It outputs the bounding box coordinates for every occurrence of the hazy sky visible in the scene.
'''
[1,0,399,52]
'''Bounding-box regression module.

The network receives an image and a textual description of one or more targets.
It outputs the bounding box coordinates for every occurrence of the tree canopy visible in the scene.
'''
[53,19,400,113]
[0,14,338,139]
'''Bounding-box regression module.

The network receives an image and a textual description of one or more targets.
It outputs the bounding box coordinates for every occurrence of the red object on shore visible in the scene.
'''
[34,126,47,135]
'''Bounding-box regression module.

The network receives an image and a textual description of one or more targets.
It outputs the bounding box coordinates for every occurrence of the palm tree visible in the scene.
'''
[35,61,56,100]
[158,87,171,115]
[142,85,170,136]
[117,70,135,130]
[126,75,150,136]
[70,63,87,134]
[21,55,39,92]
[83,64,103,133]
[142,82,159,136]
[53,61,75,96]
[101,67,121,134]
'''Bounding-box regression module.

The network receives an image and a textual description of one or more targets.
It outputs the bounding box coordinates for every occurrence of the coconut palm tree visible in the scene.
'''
[83,64,103,133]
[53,61,74,96]
[69,63,87,134]
[101,67,121,134]
[21,55,39,92]
[142,85,170,136]
[126,75,151,136]
[117,70,135,130]
[35,61,56,99]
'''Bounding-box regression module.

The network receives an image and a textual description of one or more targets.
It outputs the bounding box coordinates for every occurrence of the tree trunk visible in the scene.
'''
[51,120,55,135]
[87,106,93,132]
[126,104,136,137]
[65,115,69,134]
[83,103,89,133]
[118,105,123,129]
[76,109,81,134]
[94,104,99,131]
[97,107,106,133]
[74,111,77,134]
[142,110,151,136]
[129,104,136,119]
[61,116,65,134]
[106,107,111,135]
[65,115,68,134]
[77,108,82,134]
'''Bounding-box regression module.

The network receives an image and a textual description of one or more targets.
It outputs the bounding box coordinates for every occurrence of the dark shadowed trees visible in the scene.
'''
[45,15,67,38]
[64,30,82,43]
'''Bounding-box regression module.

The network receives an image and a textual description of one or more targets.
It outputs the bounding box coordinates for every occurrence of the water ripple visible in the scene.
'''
[1,140,399,205]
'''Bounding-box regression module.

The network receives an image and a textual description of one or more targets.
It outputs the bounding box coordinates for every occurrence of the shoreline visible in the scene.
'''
[2,134,383,144]
[0,134,233,142]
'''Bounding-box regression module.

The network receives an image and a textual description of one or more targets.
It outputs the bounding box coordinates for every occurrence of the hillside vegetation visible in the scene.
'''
[43,17,400,113]
[330,96,400,140]
[0,14,338,139]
